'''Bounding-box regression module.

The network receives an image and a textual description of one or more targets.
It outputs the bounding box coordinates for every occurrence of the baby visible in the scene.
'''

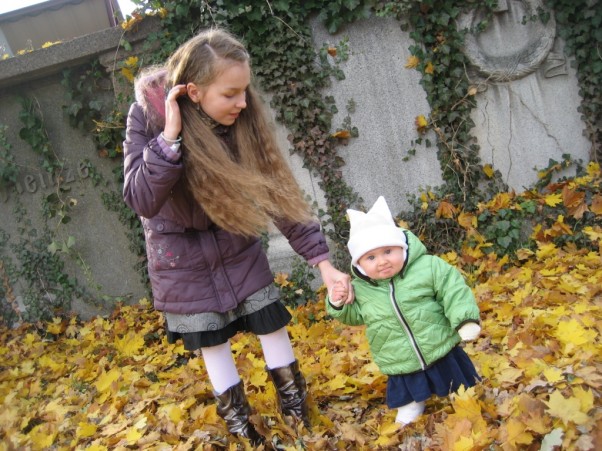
[328,196,481,425]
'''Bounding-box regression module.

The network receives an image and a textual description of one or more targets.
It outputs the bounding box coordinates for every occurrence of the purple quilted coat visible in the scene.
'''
[123,101,329,314]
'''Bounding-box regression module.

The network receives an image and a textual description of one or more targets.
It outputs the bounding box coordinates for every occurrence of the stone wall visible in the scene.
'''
[0,9,592,319]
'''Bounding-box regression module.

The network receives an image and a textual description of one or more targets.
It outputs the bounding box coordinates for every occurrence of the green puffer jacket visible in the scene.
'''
[327,229,480,376]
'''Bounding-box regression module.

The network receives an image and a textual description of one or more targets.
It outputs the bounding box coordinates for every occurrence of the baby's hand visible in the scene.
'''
[458,323,481,341]
[329,281,348,307]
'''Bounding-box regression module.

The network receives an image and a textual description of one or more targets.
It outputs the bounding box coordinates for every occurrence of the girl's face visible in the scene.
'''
[357,246,406,280]
[191,60,251,126]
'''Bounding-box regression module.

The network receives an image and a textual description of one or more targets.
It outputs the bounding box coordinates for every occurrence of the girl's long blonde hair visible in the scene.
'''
[164,28,313,237]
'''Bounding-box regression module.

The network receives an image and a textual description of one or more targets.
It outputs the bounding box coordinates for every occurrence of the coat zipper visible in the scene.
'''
[389,281,427,371]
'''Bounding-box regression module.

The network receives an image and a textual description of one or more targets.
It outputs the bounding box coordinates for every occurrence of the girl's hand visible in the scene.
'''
[317,260,354,304]
[164,84,187,140]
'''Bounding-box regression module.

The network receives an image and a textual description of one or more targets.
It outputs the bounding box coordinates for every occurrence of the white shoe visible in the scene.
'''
[395,401,426,425]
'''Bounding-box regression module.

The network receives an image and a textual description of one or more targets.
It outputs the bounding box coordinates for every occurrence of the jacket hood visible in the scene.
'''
[134,67,168,130]
[351,229,427,283]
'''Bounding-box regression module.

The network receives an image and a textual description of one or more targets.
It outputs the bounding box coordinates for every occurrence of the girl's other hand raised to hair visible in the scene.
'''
[164,84,187,140]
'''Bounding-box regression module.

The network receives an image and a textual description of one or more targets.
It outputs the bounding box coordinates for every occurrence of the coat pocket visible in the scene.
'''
[143,217,197,271]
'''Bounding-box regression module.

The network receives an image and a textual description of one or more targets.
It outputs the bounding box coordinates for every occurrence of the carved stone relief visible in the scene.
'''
[457,0,564,84]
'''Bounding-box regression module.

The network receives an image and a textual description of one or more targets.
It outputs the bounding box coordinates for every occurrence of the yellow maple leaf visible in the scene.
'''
[415,114,428,133]
[535,242,557,259]
[453,435,475,451]
[45,398,74,421]
[95,367,121,393]
[327,373,349,391]
[545,391,591,426]
[573,386,595,412]
[124,56,138,67]
[47,317,64,335]
[503,418,533,447]
[457,211,477,229]
[404,55,420,68]
[125,426,143,445]
[585,161,600,177]
[30,423,57,449]
[121,67,135,82]
[250,368,268,387]
[378,420,399,437]
[543,366,563,384]
[425,61,434,74]
[555,319,595,348]
[483,164,494,178]
[76,422,98,438]
[583,226,602,242]
[114,331,145,356]
[450,386,482,425]
[544,192,563,207]
[161,403,184,423]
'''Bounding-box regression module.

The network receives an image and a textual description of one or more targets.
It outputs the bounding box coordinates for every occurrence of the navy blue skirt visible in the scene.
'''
[386,346,480,408]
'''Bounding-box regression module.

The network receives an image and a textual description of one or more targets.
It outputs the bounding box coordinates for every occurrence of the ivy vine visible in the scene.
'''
[1,0,597,321]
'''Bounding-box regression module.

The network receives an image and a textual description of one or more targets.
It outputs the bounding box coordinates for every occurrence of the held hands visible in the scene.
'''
[458,322,481,341]
[329,280,348,307]
[164,84,187,140]
[317,260,354,306]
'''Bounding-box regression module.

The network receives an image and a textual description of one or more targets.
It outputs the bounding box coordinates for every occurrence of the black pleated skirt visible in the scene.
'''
[165,284,291,351]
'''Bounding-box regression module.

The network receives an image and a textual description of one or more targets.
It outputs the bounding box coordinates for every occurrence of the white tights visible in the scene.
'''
[201,327,295,394]
[395,400,426,425]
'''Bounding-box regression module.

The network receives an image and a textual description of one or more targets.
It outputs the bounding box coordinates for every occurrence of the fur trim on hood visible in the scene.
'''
[134,67,168,130]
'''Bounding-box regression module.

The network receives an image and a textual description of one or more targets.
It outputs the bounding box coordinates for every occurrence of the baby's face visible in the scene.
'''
[357,246,405,280]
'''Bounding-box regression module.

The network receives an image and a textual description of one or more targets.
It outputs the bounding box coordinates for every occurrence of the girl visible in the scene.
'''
[123,27,353,444]
[328,196,481,426]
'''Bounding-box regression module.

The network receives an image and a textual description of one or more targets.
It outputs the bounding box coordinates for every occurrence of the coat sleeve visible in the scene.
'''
[431,256,480,330]
[325,280,365,326]
[122,102,184,218]
[274,219,330,263]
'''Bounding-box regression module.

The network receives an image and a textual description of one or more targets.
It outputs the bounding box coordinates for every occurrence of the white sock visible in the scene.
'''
[200,340,241,394]
[395,401,425,424]
[258,327,296,369]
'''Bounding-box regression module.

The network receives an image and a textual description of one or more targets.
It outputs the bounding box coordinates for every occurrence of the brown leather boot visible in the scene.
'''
[267,360,311,428]
[214,381,263,445]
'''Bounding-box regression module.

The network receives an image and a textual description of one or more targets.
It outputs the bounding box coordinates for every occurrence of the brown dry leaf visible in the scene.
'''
[562,185,589,218]
[339,422,368,446]
[436,200,456,219]
[591,194,602,214]
[331,130,351,139]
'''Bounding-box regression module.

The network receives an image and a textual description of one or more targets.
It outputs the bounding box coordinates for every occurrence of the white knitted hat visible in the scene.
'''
[347,196,407,266]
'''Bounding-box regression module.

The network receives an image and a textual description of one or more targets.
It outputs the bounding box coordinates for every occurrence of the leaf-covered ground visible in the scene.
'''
[1,166,601,450]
